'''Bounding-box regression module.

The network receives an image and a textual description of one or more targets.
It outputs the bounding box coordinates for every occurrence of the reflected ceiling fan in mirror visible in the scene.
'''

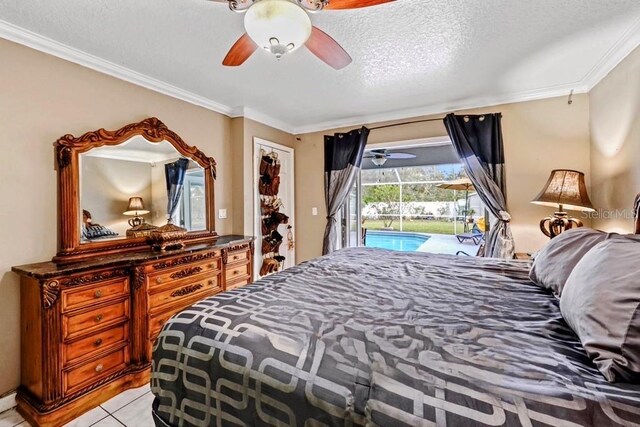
[364,149,416,167]
[209,0,396,69]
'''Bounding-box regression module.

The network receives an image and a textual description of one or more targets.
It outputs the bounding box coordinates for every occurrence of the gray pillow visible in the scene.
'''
[529,228,613,296]
[560,239,640,383]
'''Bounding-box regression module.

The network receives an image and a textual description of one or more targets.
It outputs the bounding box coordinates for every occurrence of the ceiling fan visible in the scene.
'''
[364,149,416,166]
[209,0,396,69]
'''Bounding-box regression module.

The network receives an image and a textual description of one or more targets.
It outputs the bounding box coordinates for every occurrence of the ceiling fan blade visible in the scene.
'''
[305,27,352,70]
[386,153,417,159]
[324,0,395,10]
[222,33,257,67]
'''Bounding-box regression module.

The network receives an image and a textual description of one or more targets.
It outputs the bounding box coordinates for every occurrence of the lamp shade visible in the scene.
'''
[244,0,312,57]
[531,170,595,212]
[123,197,150,216]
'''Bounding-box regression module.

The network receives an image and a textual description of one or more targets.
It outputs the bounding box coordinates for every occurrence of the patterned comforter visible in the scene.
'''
[151,248,640,426]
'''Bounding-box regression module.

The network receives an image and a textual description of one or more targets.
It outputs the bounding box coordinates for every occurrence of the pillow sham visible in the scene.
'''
[560,239,640,383]
[529,228,612,296]
[82,224,118,240]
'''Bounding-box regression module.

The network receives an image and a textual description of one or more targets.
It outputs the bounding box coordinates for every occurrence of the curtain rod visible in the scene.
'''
[369,116,446,131]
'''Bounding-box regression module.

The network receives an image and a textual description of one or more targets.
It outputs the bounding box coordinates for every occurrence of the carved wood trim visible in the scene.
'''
[60,269,129,287]
[17,364,149,412]
[41,280,60,309]
[54,117,218,264]
[133,266,147,290]
[170,284,203,298]
[228,243,250,252]
[152,252,217,270]
[169,266,203,280]
[221,249,228,265]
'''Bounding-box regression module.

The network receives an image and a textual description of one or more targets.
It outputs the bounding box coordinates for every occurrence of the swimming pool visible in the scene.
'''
[365,231,429,252]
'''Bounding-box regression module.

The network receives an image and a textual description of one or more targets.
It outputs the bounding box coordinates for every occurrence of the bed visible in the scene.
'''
[151,247,640,426]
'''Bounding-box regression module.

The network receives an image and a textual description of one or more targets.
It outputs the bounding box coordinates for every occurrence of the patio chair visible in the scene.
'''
[455,223,484,245]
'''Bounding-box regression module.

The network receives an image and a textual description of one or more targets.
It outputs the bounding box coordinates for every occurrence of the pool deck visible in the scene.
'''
[417,234,481,256]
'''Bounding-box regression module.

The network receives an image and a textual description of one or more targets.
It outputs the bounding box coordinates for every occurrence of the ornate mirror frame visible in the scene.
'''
[54,117,218,263]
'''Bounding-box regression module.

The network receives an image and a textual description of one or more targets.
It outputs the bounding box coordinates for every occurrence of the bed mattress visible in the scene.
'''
[151,247,640,426]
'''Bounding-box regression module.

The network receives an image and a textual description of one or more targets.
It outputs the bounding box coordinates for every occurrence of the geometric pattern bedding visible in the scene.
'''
[151,247,640,426]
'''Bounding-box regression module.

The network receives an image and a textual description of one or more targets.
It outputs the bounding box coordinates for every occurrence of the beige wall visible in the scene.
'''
[590,45,640,233]
[0,38,236,395]
[231,118,296,237]
[81,156,153,237]
[294,95,592,262]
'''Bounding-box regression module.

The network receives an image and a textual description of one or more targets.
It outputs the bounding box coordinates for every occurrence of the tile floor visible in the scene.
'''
[0,384,154,427]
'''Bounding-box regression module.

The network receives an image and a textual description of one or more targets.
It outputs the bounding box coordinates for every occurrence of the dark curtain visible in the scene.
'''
[444,113,515,259]
[323,127,369,255]
[165,158,189,223]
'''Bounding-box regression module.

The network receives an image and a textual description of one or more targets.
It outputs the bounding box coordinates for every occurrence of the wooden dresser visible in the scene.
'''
[12,235,254,427]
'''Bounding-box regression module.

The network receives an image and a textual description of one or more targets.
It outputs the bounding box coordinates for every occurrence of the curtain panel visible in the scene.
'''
[323,127,369,255]
[443,113,515,259]
[165,158,189,223]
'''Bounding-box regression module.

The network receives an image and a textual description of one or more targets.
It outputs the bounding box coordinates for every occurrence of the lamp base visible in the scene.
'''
[540,212,583,238]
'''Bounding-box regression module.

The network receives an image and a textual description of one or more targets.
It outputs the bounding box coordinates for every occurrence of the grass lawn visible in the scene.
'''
[363,219,468,235]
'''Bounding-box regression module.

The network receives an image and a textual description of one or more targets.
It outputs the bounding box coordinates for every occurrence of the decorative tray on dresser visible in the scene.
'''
[11,118,260,426]
[13,235,254,427]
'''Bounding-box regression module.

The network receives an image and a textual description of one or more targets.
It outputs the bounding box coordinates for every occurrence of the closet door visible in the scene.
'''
[253,138,295,279]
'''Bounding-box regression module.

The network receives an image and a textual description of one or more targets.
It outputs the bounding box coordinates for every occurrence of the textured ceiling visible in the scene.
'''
[1,0,639,133]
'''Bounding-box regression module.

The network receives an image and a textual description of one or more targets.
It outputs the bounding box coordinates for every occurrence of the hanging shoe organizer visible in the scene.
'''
[258,150,290,277]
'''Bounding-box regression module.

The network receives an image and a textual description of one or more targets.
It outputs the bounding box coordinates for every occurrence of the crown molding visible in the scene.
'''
[290,81,589,135]
[231,107,297,134]
[0,19,236,117]
[582,16,640,91]
[2,15,638,137]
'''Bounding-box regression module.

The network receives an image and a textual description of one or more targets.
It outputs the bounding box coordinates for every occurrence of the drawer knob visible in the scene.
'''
[95,364,104,373]
[94,290,103,298]
[233,255,239,260]
[233,270,239,275]
[94,338,103,347]
[95,314,104,322]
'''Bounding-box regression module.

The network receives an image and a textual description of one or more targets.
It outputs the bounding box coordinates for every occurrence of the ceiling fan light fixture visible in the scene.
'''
[371,156,387,167]
[245,0,312,58]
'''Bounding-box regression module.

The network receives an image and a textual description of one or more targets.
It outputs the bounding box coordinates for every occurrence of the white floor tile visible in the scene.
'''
[63,406,109,427]
[0,408,24,427]
[91,416,124,427]
[100,384,151,414]
[112,393,155,427]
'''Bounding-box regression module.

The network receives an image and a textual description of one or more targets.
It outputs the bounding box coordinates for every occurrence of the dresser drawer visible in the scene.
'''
[62,277,129,312]
[148,309,177,339]
[63,323,128,366]
[64,346,129,395]
[226,276,251,291]
[227,248,250,264]
[148,272,222,313]
[225,262,250,282]
[63,299,129,339]
[147,256,222,290]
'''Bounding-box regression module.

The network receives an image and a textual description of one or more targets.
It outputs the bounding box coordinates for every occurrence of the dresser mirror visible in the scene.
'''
[55,117,218,263]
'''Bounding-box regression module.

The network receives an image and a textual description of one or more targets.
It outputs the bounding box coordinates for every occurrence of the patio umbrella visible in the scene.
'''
[436,178,475,232]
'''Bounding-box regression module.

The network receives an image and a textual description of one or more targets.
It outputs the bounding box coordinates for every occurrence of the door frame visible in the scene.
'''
[253,137,296,279]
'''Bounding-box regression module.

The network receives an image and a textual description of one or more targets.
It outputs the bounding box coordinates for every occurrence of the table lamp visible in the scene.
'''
[123,197,149,227]
[531,169,595,238]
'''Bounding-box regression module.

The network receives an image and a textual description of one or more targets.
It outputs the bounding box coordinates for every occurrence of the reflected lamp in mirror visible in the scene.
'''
[123,197,149,227]
[123,197,157,238]
[531,169,595,239]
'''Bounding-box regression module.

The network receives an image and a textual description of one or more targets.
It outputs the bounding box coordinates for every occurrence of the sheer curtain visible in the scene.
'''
[323,127,369,255]
[444,113,515,259]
